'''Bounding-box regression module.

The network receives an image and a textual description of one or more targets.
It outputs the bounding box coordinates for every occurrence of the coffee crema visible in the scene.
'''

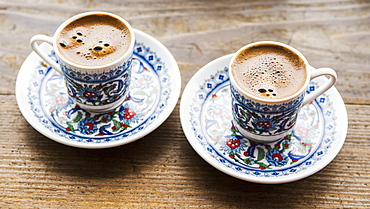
[231,44,307,100]
[56,14,131,67]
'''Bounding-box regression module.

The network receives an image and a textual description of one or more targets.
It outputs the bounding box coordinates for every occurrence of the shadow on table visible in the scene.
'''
[26,116,175,181]
[179,146,335,208]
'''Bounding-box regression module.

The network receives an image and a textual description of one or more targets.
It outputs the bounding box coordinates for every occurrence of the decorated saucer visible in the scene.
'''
[16,29,181,149]
[180,54,347,184]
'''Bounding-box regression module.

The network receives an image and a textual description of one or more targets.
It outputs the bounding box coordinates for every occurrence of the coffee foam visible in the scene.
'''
[57,14,131,67]
[232,44,306,100]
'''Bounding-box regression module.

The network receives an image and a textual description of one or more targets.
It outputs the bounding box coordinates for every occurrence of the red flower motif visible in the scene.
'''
[296,126,309,138]
[84,122,94,131]
[271,153,283,161]
[123,108,136,119]
[256,121,272,130]
[55,95,68,105]
[226,139,241,149]
[83,91,99,100]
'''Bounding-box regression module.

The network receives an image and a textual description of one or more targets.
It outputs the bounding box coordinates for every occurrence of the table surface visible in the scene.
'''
[1,0,369,208]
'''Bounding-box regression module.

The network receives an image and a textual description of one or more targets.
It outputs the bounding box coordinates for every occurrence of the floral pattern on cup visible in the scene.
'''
[43,57,156,137]
[61,57,132,107]
[231,85,304,137]
[65,70,130,106]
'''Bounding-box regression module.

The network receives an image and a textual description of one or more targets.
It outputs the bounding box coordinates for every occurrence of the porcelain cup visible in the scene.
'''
[30,11,135,113]
[229,41,337,143]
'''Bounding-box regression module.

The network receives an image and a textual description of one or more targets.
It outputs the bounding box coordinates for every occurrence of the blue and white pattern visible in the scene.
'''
[27,42,171,144]
[188,67,337,178]
[59,53,132,107]
[231,84,304,137]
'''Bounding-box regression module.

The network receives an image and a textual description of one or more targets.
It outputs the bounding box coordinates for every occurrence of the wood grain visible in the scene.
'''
[1,0,370,208]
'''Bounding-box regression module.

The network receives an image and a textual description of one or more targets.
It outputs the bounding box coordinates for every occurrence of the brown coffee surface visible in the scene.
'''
[232,44,307,100]
[56,14,131,67]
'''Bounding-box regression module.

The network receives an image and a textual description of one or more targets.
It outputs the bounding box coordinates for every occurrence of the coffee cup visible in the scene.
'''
[229,41,337,143]
[30,11,135,113]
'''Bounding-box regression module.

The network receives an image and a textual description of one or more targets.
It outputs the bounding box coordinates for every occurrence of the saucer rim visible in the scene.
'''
[180,54,348,184]
[16,29,181,149]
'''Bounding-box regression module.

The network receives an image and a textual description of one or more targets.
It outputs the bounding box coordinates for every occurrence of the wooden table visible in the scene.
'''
[1,0,369,208]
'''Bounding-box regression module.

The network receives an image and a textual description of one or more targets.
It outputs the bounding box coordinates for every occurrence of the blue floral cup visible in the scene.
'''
[229,41,337,143]
[30,11,135,113]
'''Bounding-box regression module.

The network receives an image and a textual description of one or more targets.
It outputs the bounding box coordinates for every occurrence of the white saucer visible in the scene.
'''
[180,54,347,184]
[16,29,181,149]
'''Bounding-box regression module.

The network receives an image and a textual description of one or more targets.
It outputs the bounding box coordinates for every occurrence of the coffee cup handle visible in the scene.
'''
[30,35,62,74]
[302,66,337,106]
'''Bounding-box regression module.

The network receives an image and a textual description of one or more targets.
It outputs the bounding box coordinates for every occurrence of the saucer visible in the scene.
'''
[16,29,181,149]
[180,54,347,184]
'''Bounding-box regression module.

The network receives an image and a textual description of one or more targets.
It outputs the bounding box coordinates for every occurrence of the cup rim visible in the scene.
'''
[52,11,135,71]
[229,41,311,104]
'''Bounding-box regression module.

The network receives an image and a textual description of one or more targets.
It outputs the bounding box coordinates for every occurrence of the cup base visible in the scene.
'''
[75,94,127,113]
[233,120,293,143]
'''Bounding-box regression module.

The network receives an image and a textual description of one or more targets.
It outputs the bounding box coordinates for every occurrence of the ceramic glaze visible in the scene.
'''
[17,30,181,149]
[180,54,347,184]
